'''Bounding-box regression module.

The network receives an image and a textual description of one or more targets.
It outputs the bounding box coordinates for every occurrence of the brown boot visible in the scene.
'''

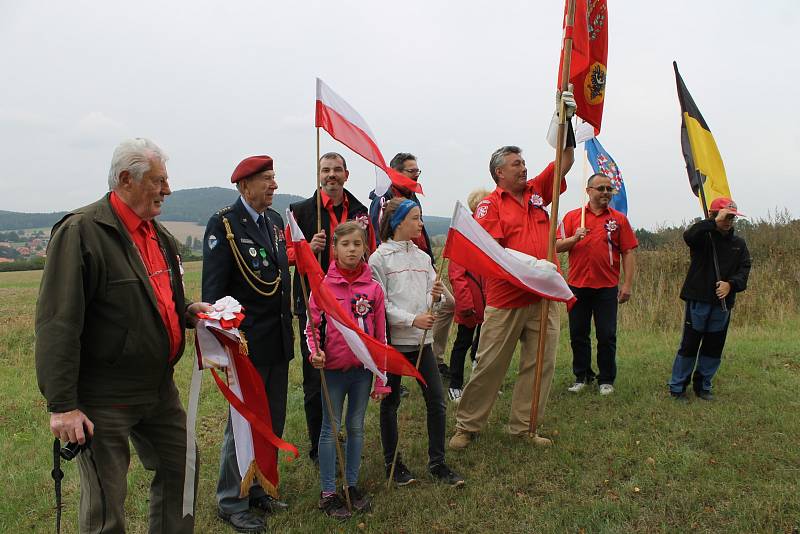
[449,429,474,450]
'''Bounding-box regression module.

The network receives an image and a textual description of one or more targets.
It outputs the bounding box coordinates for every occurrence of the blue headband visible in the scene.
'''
[389,199,418,232]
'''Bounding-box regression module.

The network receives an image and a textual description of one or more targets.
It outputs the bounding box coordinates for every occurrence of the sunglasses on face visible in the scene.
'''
[589,186,616,193]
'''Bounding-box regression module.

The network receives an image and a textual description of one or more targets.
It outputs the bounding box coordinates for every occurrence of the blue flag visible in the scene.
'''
[585,138,628,215]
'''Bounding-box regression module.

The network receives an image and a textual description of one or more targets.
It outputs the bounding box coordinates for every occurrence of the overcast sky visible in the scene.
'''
[1,0,798,229]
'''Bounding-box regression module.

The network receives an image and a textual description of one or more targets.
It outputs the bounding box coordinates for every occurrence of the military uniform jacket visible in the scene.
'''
[289,188,369,315]
[202,198,293,366]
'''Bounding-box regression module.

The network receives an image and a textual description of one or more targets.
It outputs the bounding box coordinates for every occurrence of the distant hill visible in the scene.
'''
[0,188,452,235]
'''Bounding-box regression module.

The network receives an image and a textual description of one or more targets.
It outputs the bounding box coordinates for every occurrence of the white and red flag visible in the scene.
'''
[315,78,421,196]
[194,298,299,498]
[286,209,426,384]
[442,201,576,306]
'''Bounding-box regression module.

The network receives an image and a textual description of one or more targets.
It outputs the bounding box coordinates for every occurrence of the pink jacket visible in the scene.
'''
[448,260,486,328]
[305,261,390,395]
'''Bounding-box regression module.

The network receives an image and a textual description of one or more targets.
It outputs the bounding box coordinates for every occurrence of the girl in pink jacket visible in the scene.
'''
[306,221,389,520]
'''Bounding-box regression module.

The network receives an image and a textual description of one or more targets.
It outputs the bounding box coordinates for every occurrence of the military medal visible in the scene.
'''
[249,247,257,257]
[259,248,269,267]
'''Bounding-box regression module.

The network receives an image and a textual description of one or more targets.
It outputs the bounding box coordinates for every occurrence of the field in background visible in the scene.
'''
[160,220,206,244]
[2,214,799,532]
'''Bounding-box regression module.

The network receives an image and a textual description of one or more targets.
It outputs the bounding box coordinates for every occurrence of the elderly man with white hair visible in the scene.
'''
[35,138,211,533]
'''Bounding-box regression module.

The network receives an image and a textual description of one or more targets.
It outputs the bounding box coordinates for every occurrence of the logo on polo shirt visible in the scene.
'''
[604,219,618,232]
[530,193,544,208]
[476,200,490,219]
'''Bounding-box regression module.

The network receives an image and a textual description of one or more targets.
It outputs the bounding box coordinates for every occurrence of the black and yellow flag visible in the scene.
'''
[673,61,731,212]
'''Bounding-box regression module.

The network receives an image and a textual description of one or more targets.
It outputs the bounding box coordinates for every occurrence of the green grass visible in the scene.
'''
[1,263,799,533]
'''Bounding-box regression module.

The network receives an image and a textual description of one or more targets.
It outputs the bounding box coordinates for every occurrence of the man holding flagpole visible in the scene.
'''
[203,155,293,533]
[557,172,638,395]
[285,151,375,464]
[449,95,576,450]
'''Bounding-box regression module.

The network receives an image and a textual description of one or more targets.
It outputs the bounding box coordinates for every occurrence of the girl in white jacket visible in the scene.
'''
[368,197,464,487]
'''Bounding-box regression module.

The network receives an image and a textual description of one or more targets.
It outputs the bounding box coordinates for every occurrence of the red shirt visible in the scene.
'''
[110,192,182,359]
[475,162,565,309]
[559,205,638,288]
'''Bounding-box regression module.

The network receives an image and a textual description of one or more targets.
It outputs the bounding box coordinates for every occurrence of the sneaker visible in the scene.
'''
[217,510,266,533]
[342,485,370,513]
[385,460,417,486]
[438,363,451,379]
[398,384,409,399]
[429,463,465,487]
[567,382,587,393]
[318,492,352,520]
[670,391,689,403]
[696,390,714,401]
[449,429,474,450]
[599,384,615,395]
[448,388,463,402]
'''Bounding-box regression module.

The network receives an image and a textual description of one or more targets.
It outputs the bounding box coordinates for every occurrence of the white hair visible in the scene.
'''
[107,138,168,190]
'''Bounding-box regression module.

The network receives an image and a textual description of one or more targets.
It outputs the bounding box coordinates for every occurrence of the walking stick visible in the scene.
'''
[298,275,352,512]
[386,254,447,488]
[529,0,577,438]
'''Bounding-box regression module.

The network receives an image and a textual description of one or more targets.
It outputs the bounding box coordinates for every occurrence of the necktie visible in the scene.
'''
[256,214,269,239]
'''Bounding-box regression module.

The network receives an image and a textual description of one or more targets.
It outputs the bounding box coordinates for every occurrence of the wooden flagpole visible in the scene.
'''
[315,127,323,263]
[580,141,589,227]
[298,274,352,512]
[386,253,448,488]
[529,0,577,438]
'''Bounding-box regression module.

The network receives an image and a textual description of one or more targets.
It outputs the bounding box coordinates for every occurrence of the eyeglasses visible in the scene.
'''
[403,168,422,177]
[589,186,617,194]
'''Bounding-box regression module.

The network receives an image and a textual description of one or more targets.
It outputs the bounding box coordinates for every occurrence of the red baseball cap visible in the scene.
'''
[709,197,745,217]
[230,155,273,183]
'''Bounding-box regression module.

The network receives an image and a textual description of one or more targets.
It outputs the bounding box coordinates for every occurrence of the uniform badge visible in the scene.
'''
[249,247,257,257]
[604,219,618,233]
[530,193,544,208]
[476,200,490,219]
[239,237,254,245]
[208,234,218,250]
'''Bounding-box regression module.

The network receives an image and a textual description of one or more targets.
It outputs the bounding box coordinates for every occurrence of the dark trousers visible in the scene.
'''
[568,285,619,385]
[77,381,196,534]
[297,312,322,460]
[217,359,289,514]
[449,324,481,389]
[380,345,447,467]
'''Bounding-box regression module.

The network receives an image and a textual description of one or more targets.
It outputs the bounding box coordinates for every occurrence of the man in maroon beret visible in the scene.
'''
[203,155,294,533]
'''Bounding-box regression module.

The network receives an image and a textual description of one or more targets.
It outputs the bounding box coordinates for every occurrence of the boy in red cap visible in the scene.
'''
[668,197,751,401]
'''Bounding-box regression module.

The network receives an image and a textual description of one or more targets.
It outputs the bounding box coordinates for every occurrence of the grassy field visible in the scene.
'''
[2,255,799,533]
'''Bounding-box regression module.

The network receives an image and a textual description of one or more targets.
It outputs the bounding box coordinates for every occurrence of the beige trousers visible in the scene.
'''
[455,300,560,435]
[432,285,455,365]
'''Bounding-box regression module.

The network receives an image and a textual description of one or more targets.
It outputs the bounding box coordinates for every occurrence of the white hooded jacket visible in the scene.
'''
[368,239,436,347]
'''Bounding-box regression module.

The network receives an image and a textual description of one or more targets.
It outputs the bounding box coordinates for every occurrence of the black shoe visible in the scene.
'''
[670,391,689,403]
[399,384,409,398]
[385,460,417,486]
[438,363,451,379]
[318,492,352,520]
[217,510,266,533]
[696,390,714,401]
[249,494,288,515]
[342,485,371,513]
[429,462,465,487]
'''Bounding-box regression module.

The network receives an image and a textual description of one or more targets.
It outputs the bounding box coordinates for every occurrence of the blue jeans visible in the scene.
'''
[319,367,372,493]
[669,300,730,394]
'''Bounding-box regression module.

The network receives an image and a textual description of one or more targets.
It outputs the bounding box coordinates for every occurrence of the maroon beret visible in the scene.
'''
[230,155,274,183]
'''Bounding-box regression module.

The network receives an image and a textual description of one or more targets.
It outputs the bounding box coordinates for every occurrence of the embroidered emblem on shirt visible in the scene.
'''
[208,234,218,250]
[476,202,490,219]
[530,193,544,208]
[604,219,618,233]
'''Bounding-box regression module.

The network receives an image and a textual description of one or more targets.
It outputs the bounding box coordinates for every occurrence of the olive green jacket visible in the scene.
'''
[35,194,192,413]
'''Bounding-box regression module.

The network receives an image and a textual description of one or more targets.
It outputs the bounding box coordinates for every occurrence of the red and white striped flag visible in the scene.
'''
[286,209,425,384]
[443,201,576,306]
[315,78,422,196]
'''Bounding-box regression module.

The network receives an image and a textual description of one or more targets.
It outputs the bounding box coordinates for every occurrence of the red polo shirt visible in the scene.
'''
[475,162,566,309]
[559,205,638,288]
[110,192,182,359]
